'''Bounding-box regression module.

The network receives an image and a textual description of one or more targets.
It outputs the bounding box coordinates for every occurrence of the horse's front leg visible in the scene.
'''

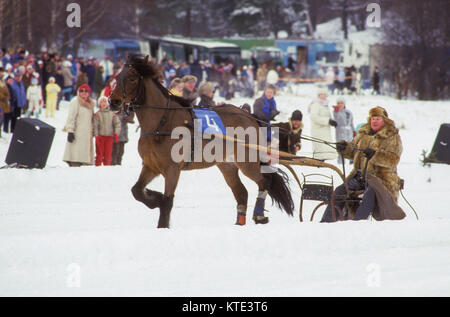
[131,164,162,209]
[158,166,181,228]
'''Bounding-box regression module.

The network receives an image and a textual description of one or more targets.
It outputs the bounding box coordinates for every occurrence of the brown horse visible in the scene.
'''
[109,55,294,228]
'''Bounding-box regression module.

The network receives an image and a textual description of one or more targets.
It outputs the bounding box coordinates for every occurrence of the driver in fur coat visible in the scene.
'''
[321,106,406,222]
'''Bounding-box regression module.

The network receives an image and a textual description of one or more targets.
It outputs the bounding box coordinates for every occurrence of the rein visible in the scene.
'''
[227,108,338,149]
[119,63,338,148]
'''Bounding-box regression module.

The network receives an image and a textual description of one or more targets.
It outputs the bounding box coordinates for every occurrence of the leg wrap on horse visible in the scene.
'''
[253,191,268,217]
[253,191,269,224]
[235,204,247,226]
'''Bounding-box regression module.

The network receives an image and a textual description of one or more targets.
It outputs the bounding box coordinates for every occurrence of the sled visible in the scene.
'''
[212,133,363,222]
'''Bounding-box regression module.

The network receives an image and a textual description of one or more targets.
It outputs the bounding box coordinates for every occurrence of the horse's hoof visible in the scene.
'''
[235,212,246,226]
[253,216,269,224]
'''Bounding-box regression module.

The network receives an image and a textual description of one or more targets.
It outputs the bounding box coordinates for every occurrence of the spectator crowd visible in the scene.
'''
[0,46,366,167]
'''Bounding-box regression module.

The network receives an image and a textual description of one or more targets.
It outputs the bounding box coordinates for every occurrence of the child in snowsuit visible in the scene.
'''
[94,96,121,166]
[45,77,61,118]
[26,78,43,118]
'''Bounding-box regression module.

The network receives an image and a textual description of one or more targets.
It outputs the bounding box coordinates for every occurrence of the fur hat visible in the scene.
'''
[368,106,394,126]
[291,110,303,121]
[198,82,215,96]
[182,75,197,84]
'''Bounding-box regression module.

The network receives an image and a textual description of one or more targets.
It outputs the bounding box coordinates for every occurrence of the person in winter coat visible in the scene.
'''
[45,77,61,118]
[182,75,198,105]
[63,84,96,167]
[355,68,362,95]
[169,78,184,97]
[332,97,356,164]
[241,103,251,114]
[189,60,203,88]
[102,78,116,98]
[287,54,296,73]
[112,111,135,166]
[372,66,380,95]
[0,102,2,137]
[177,61,191,78]
[237,73,254,98]
[62,60,74,101]
[197,82,217,108]
[256,63,268,91]
[94,96,121,166]
[93,65,105,99]
[272,110,303,154]
[99,55,114,82]
[75,67,89,94]
[3,76,17,133]
[266,67,279,87]
[84,58,96,92]
[252,84,280,142]
[12,71,27,116]
[325,67,335,93]
[321,106,405,222]
[55,68,65,109]
[0,69,11,136]
[309,88,337,161]
[26,78,43,118]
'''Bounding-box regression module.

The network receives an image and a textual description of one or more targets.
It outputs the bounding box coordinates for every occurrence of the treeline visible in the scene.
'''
[0,0,347,53]
[0,0,448,100]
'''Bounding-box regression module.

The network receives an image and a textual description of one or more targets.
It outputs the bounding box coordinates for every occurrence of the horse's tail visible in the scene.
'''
[264,167,295,216]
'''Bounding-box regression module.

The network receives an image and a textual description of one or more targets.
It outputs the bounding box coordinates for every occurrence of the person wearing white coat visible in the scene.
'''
[309,88,338,161]
[333,97,356,164]
[62,84,95,167]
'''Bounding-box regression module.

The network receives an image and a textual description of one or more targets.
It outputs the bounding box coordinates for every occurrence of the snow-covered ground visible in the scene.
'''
[1,85,450,296]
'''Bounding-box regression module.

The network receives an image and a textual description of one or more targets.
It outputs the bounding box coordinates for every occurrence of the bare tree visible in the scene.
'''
[380,0,450,100]
[328,0,366,39]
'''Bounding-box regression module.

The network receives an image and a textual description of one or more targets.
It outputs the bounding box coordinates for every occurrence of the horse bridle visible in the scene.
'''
[119,63,145,114]
[118,63,188,138]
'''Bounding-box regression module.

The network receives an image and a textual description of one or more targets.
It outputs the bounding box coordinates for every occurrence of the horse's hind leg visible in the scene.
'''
[236,162,270,224]
[217,163,248,225]
[131,164,162,209]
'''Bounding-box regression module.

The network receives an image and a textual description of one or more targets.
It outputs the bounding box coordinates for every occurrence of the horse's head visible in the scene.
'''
[109,55,150,111]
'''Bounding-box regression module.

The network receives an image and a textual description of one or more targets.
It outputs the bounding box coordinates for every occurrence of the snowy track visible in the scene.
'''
[1,88,450,296]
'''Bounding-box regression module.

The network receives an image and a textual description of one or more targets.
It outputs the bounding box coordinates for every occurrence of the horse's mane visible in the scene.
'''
[126,54,192,108]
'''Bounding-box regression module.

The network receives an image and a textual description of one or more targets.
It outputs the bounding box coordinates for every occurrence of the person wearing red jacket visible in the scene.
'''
[94,96,121,166]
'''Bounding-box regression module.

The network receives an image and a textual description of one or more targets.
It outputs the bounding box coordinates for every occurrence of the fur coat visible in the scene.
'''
[341,121,403,201]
